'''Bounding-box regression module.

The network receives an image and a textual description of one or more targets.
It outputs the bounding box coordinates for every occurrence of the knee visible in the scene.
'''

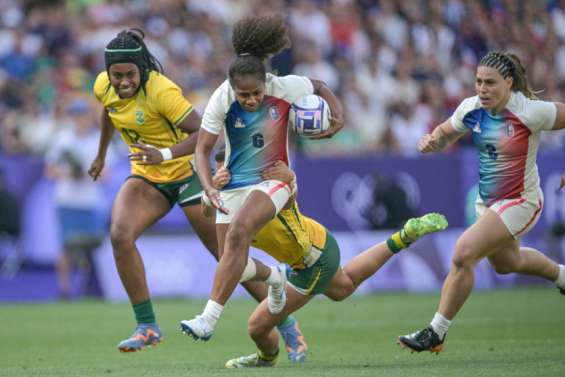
[225,222,252,249]
[248,315,269,340]
[452,239,479,270]
[110,225,135,255]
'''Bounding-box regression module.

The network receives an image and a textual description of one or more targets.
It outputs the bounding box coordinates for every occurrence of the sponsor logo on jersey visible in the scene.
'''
[506,122,515,137]
[472,122,482,134]
[135,110,145,125]
[269,106,280,120]
[179,183,189,194]
[234,118,245,128]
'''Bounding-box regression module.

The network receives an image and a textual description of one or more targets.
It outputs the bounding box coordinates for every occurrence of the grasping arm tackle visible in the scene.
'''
[128,110,202,164]
[202,160,297,217]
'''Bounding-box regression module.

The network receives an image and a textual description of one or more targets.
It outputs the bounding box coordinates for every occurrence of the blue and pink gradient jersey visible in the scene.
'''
[451,92,556,206]
[201,73,313,190]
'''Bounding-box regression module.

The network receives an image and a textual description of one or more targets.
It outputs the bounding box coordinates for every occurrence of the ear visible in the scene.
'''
[505,76,513,89]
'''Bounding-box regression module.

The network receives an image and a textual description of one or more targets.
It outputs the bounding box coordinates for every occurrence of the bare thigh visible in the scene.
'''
[111,178,171,241]
[453,208,515,265]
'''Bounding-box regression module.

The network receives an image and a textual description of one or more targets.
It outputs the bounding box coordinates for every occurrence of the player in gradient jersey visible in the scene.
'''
[89,29,307,357]
[204,150,448,369]
[398,52,565,354]
[180,15,344,344]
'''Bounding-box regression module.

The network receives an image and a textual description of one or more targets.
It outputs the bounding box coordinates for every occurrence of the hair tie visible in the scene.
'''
[238,52,251,57]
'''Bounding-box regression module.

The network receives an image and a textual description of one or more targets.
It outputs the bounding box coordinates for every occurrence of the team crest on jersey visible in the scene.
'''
[506,122,515,137]
[135,110,145,125]
[472,122,482,134]
[234,118,245,128]
[269,106,280,120]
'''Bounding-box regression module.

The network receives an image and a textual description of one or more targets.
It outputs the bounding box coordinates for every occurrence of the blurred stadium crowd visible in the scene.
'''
[2,0,565,159]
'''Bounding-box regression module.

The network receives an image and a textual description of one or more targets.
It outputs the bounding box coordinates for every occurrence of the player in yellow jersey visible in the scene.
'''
[88,29,307,357]
[203,150,449,368]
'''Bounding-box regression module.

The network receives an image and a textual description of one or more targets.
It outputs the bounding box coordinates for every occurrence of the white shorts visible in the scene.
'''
[216,180,293,224]
[475,189,543,239]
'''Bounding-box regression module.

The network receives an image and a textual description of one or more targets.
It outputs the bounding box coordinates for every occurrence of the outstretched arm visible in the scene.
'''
[196,129,228,214]
[418,119,466,153]
[88,108,115,181]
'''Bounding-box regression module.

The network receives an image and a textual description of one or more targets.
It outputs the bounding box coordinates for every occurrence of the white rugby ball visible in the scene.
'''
[289,94,331,135]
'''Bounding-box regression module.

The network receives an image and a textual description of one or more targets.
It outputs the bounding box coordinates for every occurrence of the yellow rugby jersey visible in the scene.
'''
[252,202,327,269]
[93,71,194,183]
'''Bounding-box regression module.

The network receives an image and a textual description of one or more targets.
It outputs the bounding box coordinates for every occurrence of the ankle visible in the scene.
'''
[430,312,451,339]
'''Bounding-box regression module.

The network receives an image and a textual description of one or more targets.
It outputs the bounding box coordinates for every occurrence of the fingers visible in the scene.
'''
[131,143,155,151]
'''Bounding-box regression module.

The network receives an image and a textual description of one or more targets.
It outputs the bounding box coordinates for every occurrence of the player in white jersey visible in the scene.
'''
[179,15,344,343]
[398,51,565,354]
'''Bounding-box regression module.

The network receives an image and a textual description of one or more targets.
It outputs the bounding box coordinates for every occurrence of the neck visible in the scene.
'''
[490,91,512,115]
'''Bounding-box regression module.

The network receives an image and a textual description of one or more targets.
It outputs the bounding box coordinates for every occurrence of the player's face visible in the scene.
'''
[232,74,266,112]
[108,63,141,98]
[475,66,513,113]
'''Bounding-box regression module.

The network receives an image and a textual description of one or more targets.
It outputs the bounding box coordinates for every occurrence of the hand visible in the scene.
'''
[261,161,294,183]
[205,187,229,214]
[129,143,163,165]
[560,172,565,191]
[212,167,231,189]
[307,115,344,140]
[418,133,442,153]
[88,156,105,181]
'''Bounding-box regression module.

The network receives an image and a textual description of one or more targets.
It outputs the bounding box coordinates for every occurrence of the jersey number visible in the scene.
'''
[252,133,264,148]
[486,144,498,160]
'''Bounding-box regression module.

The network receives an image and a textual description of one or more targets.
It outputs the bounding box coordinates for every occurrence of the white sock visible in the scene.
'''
[201,299,224,328]
[265,266,282,286]
[430,312,451,339]
[555,264,565,289]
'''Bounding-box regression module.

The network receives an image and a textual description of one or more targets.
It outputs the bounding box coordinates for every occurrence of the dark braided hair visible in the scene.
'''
[478,51,537,99]
[228,15,291,84]
[105,28,163,92]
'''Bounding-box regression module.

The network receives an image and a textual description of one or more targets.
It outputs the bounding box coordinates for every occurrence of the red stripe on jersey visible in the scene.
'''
[515,199,543,236]
[496,198,526,215]
[268,181,291,197]
[496,111,531,201]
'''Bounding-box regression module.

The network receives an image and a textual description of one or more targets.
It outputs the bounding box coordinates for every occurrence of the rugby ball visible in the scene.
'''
[289,94,331,135]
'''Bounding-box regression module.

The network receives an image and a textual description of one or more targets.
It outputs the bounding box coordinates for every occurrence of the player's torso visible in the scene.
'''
[224,96,290,189]
[95,72,192,183]
[252,202,327,268]
[462,106,539,204]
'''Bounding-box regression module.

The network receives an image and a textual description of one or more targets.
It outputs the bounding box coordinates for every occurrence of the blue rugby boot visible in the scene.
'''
[277,316,308,363]
[117,323,163,352]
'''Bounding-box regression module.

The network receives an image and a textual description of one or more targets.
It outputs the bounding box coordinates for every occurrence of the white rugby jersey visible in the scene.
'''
[201,73,313,190]
[451,91,556,205]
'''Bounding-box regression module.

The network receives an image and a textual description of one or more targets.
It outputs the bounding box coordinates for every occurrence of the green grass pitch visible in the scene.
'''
[2,289,564,376]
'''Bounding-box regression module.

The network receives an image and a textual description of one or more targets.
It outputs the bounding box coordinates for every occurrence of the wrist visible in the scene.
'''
[159,148,173,161]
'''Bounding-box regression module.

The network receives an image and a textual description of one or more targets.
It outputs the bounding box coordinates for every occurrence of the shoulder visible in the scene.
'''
[508,91,557,129]
[207,79,233,112]
[145,71,181,94]
[456,95,481,114]
[93,71,111,101]
[266,73,313,102]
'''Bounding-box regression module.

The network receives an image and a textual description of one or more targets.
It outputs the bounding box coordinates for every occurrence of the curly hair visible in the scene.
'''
[228,15,291,83]
[478,51,537,99]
